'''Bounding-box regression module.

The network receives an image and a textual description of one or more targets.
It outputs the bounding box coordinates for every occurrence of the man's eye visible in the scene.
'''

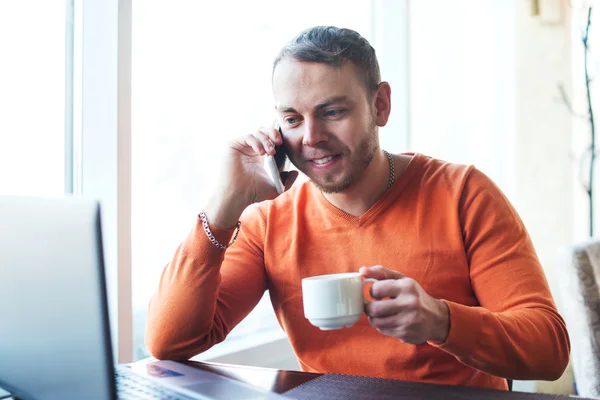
[285,117,298,125]
[323,109,344,118]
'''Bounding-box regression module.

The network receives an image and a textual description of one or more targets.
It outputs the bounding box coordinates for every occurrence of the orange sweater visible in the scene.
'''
[146,153,570,390]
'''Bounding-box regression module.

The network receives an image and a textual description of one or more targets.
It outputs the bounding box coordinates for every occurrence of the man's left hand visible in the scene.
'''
[360,265,450,344]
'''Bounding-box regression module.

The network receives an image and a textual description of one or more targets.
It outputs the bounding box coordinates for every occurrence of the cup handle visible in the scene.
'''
[362,278,378,305]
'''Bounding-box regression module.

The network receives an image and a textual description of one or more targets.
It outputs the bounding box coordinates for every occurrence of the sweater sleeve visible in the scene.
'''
[145,205,268,360]
[429,168,570,380]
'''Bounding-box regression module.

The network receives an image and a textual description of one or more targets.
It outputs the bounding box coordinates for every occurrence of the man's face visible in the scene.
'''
[272,58,380,193]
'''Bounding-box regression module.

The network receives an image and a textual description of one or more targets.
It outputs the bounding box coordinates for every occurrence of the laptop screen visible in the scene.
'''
[0,196,116,400]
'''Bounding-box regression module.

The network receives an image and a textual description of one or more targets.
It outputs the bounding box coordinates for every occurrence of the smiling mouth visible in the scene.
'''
[312,155,336,165]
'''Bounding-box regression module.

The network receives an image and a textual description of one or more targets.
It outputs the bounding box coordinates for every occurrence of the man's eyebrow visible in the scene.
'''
[314,96,350,111]
[277,96,350,114]
[278,105,297,114]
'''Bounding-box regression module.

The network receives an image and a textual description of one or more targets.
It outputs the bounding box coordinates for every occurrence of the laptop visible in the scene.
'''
[0,195,291,400]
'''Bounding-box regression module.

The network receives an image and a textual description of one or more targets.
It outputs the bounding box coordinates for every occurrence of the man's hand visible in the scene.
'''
[204,122,298,229]
[360,265,450,344]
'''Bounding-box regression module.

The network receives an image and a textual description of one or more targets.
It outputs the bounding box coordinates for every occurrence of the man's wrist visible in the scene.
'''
[203,204,245,230]
[432,299,450,343]
[203,191,249,229]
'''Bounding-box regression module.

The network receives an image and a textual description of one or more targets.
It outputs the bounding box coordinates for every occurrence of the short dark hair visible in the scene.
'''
[273,26,381,94]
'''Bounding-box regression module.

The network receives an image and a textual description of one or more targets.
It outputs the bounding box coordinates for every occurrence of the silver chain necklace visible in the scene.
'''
[383,150,395,190]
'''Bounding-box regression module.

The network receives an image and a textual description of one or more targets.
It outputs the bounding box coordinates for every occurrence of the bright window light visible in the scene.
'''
[0,2,66,196]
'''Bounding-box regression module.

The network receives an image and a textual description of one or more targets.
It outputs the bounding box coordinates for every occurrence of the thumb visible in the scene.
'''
[282,170,299,191]
[359,265,405,280]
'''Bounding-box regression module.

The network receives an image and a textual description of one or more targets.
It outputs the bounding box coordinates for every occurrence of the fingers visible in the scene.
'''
[359,265,405,280]
[360,272,443,345]
[365,297,423,344]
[370,277,418,300]
[272,119,284,141]
[369,279,399,299]
[364,293,418,318]
[242,134,268,156]
[365,298,401,319]
[364,278,420,320]
[254,125,284,155]
[234,126,283,157]
[368,312,427,345]
[369,313,404,330]
[253,130,276,156]
[260,125,283,145]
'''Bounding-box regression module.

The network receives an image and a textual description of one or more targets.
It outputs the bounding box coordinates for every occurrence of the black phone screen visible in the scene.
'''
[274,127,288,171]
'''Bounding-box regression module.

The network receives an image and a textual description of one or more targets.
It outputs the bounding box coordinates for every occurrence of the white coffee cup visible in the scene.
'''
[301,272,376,330]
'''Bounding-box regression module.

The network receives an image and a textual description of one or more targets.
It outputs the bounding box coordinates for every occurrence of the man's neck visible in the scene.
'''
[321,150,390,217]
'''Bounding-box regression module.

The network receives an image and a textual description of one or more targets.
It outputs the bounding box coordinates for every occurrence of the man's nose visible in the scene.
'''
[302,119,328,147]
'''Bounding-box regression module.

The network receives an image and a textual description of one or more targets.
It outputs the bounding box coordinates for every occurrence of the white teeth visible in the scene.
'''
[313,156,334,165]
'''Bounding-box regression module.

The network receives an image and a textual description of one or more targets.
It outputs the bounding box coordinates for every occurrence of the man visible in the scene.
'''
[146,26,570,390]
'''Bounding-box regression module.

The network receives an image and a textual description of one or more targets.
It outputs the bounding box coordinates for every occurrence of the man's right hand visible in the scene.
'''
[204,124,298,229]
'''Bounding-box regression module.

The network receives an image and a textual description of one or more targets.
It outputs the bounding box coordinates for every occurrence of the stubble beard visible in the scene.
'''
[311,125,379,194]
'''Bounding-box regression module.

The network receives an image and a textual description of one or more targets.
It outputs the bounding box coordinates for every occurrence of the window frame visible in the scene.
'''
[77,0,133,363]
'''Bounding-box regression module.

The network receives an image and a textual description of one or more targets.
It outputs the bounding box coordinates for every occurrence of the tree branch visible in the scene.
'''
[558,83,589,119]
[584,7,596,236]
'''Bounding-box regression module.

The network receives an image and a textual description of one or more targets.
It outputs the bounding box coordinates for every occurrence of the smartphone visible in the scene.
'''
[265,123,287,194]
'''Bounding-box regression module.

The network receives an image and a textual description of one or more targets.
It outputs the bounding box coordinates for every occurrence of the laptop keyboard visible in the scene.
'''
[115,367,199,400]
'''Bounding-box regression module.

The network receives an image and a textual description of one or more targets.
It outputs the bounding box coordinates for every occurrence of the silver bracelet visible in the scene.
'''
[199,211,241,250]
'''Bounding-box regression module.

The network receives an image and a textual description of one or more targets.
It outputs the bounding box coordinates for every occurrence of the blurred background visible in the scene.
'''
[0,0,597,395]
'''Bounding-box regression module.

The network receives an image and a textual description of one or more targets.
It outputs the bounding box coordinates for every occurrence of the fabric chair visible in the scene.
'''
[557,240,600,397]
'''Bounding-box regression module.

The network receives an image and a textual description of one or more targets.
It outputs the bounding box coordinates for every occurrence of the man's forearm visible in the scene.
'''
[145,220,235,360]
[428,301,570,380]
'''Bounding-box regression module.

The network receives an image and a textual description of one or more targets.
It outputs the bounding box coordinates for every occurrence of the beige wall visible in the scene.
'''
[515,0,573,301]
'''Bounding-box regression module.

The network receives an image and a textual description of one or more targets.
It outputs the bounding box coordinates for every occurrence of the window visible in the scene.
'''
[0,0,408,363]
[0,2,70,196]
[130,0,407,360]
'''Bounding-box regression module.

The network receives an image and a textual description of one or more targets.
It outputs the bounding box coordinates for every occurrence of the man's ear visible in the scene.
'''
[373,82,392,127]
